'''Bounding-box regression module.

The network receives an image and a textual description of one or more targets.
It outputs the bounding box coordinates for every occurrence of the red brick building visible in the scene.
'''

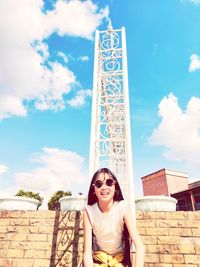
[141,168,200,211]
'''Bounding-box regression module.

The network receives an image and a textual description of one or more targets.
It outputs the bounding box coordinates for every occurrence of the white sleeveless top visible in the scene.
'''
[85,200,128,255]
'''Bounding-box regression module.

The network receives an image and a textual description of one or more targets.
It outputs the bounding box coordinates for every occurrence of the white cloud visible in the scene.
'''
[15,147,86,191]
[188,0,200,5]
[181,0,200,4]
[34,62,75,111]
[0,148,88,209]
[0,0,109,120]
[78,56,90,62]
[68,89,92,107]
[57,52,70,64]
[149,93,200,168]
[189,54,200,72]
[46,0,109,40]
[0,96,27,120]
[13,147,87,208]
[0,164,8,174]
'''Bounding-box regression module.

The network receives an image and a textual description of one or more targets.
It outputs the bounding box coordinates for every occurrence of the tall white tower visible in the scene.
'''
[89,27,134,207]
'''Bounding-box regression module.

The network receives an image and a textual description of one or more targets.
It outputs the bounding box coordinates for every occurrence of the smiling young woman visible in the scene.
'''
[83,168,145,267]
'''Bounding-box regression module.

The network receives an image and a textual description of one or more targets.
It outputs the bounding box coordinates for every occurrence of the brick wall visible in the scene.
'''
[0,210,200,267]
[141,169,189,196]
[137,211,200,267]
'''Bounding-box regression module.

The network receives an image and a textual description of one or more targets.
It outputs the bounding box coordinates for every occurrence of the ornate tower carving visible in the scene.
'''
[89,27,134,206]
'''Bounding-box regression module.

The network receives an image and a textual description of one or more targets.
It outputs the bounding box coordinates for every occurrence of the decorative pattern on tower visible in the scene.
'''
[89,27,134,205]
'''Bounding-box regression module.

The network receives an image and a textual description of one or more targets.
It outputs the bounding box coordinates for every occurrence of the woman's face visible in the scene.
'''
[93,172,116,203]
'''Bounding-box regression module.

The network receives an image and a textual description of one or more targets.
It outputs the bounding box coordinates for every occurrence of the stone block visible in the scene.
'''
[29,218,55,226]
[179,244,196,254]
[0,241,10,249]
[156,220,178,228]
[5,233,27,241]
[0,226,7,233]
[145,228,168,236]
[137,220,156,228]
[165,212,189,220]
[188,212,200,220]
[146,245,171,254]
[142,236,158,245]
[184,254,200,264]
[192,229,200,237]
[168,228,192,237]
[136,211,144,219]
[24,249,45,259]
[143,212,166,220]
[12,259,34,267]
[26,233,47,242]
[0,219,10,226]
[177,220,200,228]
[145,253,160,263]
[3,249,24,258]
[195,245,200,254]
[159,254,184,264]
[158,236,181,245]
[138,228,146,235]
[10,219,29,226]
[33,259,50,267]
[38,226,54,234]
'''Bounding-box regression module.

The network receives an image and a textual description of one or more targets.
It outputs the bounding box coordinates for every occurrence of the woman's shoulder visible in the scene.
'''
[85,202,97,209]
[84,203,98,226]
[117,199,128,207]
[85,202,98,216]
[115,200,129,213]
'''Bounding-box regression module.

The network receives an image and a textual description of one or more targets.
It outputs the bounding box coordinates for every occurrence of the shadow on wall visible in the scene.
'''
[50,211,83,267]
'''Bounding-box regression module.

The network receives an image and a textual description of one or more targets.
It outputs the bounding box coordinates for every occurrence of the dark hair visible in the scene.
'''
[87,168,131,265]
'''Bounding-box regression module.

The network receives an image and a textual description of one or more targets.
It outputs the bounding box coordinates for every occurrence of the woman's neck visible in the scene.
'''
[97,199,114,213]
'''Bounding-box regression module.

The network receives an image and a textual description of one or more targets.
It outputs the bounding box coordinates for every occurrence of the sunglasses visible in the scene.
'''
[93,178,116,188]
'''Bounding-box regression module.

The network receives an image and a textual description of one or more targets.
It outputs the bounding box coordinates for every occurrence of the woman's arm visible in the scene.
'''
[83,209,93,266]
[124,209,145,267]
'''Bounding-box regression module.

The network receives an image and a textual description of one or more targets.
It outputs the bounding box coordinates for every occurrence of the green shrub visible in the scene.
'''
[48,190,72,210]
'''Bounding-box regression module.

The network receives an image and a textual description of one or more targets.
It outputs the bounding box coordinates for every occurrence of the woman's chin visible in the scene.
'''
[99,194,113,202]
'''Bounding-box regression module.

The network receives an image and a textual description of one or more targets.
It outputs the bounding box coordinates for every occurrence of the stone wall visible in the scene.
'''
[137,211,200,267]
[0,210,200,267]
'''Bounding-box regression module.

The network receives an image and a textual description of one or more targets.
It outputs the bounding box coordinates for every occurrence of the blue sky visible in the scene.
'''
[1,0,200,208]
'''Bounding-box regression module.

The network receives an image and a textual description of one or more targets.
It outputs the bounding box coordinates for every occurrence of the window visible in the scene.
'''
[177,198,186,211]
[194,194,200,210]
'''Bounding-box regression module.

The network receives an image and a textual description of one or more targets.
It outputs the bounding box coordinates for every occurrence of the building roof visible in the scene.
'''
[189,180,200,189]
[171,183,200,196]
[141,168,188,180]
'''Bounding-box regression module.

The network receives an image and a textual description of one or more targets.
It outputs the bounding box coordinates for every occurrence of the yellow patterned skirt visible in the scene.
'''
[93,250,125,267]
